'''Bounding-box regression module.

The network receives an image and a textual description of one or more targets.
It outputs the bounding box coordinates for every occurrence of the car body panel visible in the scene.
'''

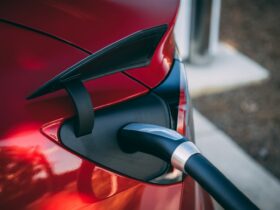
[0,127,183,209]
[0,1,214,209]
[0,22,149,138]
[0,0,178,89]
[0,20,183,210]
[0,0,178,53]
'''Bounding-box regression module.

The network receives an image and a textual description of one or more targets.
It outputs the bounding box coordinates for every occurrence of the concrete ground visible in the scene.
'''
[186,44,280,210]
[187,44,269,98]
[194,110,280,210]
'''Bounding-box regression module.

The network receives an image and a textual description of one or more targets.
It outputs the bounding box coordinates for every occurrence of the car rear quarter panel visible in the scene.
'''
[0,21,184,210]
[0,0,179,89]
[0,0,213,209]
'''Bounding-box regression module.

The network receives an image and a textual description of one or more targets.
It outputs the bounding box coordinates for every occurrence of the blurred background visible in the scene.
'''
[194,0,280,180]
[175,0,280,209]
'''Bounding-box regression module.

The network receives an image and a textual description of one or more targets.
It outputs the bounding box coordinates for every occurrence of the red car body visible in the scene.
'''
[0,1,213,209]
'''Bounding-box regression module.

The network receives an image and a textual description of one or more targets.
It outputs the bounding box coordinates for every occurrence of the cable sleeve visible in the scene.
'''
[184,153,258,210]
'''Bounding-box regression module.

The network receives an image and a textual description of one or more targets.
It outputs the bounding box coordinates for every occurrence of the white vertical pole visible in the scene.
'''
[174,0,221,65]
[209,0,221,57]
[174,0,193,62]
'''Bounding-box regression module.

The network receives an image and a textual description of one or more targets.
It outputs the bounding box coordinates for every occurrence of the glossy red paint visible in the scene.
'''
[0,1,213,209]
[0,125,183,210]
[1,0,178,89]
[0,22,149,138]
[0,18,184,210]
[0,0,178,53]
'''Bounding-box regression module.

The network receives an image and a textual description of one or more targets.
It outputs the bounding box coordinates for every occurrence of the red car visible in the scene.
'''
[1,1,257,210]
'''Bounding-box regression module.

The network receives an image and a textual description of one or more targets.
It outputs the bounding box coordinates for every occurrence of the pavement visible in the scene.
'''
[193,110,280,210]
[187,43,269,98]
[185,44,280,210]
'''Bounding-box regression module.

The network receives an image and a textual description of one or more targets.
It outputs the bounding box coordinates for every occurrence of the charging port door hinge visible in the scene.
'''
[63,80,94,137]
